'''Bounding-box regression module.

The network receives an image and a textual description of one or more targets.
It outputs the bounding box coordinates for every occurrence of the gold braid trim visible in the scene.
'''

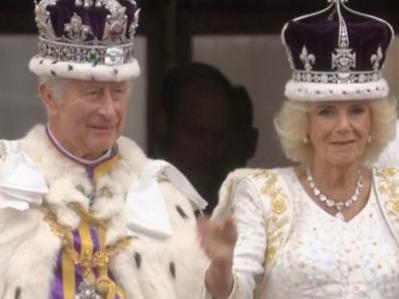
[40,202,132,299]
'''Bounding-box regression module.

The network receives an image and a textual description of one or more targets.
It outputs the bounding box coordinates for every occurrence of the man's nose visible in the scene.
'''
[203,132,227,158]
[98,90,117,117]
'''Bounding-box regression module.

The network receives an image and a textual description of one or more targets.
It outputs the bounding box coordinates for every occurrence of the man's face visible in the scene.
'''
[43,79,131,160]
[166,86,231,198]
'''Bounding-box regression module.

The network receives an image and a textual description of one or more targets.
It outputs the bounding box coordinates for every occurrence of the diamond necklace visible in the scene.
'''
[305,168,364,220]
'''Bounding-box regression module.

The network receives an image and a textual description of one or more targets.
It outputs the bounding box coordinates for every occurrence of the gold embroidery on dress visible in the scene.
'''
[375,167,399,244]
[253,170,290,265]
[376,167,399,215]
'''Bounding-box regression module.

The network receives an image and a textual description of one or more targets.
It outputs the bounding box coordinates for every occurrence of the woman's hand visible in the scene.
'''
[198,216,238,299]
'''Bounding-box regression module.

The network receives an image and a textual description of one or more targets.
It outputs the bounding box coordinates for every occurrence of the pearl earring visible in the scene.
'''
[367,136,372,144]
[302,136,309,144]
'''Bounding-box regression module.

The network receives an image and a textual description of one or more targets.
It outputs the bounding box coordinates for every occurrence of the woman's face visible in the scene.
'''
[308,100,371,167]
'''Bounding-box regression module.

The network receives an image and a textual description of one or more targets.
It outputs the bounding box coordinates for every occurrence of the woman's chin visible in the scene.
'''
[327,155,361,167]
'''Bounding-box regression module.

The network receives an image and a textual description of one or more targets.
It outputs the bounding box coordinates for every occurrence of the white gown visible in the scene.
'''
[231,168,399,299]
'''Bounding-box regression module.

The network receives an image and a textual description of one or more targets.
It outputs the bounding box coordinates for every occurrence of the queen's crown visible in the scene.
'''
[282,0,394,85]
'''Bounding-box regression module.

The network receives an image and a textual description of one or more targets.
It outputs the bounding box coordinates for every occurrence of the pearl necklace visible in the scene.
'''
[306,168,364,221]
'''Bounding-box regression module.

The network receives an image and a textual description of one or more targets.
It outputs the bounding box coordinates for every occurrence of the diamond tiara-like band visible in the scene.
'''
[38,38,135,66]
[292,70,382,84]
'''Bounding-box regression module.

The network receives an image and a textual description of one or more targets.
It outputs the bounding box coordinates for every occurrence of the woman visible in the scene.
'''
[200,1,399,298]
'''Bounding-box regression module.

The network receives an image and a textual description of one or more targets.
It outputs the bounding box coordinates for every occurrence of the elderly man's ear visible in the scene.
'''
[39,82,60,115]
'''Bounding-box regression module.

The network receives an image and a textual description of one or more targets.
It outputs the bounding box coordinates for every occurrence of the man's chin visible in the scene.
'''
[88,138,116,152]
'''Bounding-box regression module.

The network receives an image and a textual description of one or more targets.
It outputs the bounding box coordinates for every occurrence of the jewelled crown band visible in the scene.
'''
[38,36,135,66]
[29,0,141,81]
[281,0,394,101]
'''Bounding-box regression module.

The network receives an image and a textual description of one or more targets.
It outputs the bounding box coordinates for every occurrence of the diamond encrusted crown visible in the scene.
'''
[282,0,394,85]
[33,0,140,66]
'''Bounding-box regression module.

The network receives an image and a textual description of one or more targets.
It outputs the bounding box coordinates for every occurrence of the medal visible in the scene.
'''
[76,280,103,299]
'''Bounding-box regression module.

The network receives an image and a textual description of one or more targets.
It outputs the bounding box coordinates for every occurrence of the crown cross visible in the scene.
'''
[332,48,356,72]
[64,13,91,42]
[108,20,126,42]
[300,46,316,71]
[103,3,128,43]
[332,11,356,72]
[371,46,383,71]
[103,12,128,42]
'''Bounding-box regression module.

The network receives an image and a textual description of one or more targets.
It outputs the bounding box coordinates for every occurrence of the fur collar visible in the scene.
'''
[18,125,148,234]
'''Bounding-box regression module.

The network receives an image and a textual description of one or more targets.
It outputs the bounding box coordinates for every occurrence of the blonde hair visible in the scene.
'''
[273,96,397,167]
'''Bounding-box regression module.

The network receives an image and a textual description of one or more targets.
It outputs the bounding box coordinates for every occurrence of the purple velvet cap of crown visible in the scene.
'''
[284,18,392,73]
[281,2,394,101]
[46,0,137,43]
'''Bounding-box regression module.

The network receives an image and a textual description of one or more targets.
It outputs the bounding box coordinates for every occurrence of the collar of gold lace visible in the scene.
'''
[40,202,132,298]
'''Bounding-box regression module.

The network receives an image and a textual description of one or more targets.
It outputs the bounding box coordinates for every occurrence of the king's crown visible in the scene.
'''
[33,0,140,65]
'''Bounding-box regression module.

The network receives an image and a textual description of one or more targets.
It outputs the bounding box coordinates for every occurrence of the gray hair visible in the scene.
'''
[38,75,67,102]
[38,76,134,103]
[273,96,397,167]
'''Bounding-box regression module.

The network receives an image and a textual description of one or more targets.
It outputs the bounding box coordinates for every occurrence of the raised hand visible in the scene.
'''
[198,216,238,299]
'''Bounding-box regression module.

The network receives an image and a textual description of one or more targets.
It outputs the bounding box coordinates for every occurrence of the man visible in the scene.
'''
[154,63,233,214]
[0,1,207,298]
[154,64,258,214]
